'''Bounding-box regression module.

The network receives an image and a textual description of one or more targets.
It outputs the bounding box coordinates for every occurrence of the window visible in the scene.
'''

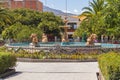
[67,23,77,30]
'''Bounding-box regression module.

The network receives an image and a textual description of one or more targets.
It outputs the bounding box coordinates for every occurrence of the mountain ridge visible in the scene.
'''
[43,6,76,16]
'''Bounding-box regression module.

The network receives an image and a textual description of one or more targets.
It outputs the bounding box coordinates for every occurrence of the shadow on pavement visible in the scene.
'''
[3,72,22,79]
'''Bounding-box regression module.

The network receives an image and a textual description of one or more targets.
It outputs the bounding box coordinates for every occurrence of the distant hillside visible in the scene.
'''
[43,6,76,16]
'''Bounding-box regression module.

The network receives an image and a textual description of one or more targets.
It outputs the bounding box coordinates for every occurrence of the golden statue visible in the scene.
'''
[62,37,66,42]
[42,33,48,42]
[30,33,39,47]
[86,34,97,46]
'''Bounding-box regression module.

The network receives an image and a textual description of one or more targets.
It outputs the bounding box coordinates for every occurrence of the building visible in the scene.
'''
[1,0,43,11]
[46,15,80,42]
[61,16,81,42]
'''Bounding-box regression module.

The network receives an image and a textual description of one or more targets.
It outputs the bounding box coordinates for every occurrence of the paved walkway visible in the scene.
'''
[4,62,99,80]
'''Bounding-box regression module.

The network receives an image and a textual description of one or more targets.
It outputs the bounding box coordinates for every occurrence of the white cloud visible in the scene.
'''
[62,10,72,13]
[74,9,79,13]
[48,3,55,8]
[72,9,81,15]
[45,1,55,8]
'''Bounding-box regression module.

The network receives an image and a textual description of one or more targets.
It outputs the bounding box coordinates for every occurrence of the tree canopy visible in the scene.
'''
[38,12,64,35]
[0,8,12,34]
[2,22,42,41]
[75,0,106,37]
[0,8,64,41]
[80,0,106,19]
[104,0,120,38]
[75,0,120,40]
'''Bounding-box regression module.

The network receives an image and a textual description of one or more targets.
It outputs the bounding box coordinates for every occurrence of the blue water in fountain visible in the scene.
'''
[8,42,120,48]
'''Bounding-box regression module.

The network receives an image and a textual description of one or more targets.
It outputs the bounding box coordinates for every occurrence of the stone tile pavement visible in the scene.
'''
[4,62,99,80]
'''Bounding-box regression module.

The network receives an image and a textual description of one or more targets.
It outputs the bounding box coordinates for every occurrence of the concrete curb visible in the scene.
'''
[0,69,15,78]
[97,72,105,80]
[17,58,97,62]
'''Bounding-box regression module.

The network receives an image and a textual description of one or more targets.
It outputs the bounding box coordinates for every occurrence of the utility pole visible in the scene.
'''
[66,0,67,18]
[63,0,68,42]
[45,0,47,6]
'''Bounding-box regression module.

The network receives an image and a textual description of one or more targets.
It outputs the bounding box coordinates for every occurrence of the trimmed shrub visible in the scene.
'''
[0,46,6,52]
[15,51,99,60]
[0,52,16,74]
[98,52,120,80]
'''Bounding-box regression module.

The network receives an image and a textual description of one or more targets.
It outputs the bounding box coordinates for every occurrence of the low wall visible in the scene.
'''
[6,45,120,54]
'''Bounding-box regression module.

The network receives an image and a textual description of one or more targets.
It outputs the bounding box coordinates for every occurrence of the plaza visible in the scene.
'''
[4,62,99,80]
[1,0,120,80]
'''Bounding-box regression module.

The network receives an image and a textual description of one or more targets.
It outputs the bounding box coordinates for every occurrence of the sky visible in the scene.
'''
[40,0,91,15]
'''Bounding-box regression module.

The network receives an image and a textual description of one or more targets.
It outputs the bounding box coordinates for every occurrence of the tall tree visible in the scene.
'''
[12,9,64,36]
[104,0,120,38]
[75,0,106,37]
[38,12,64,36]
[11,9,42,26]
[1,9,64,41]
[2,22,42,41]
[0,8,11,34]
[80,0,106,19]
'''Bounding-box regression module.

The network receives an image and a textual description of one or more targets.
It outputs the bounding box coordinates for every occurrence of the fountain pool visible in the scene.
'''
[6,42,120,48]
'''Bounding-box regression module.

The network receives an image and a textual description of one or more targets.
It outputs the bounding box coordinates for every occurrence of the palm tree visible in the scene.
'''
[76,0,107,38]
[80,0,106,19]
[0,8,11,33]
[0,0,12,25]
[0,8,6,25]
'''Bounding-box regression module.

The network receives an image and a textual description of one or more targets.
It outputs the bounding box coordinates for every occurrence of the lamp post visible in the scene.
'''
[63,17,68,42]
[65,0,67,17]
[59,0,68,42]
[63,0,68,42]
[45,0,47,6]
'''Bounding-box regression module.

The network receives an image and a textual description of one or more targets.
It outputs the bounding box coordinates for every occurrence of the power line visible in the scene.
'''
[65,0,67,17]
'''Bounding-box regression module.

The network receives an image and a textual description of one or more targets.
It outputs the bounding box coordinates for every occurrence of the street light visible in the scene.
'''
[65,0,67,17]
[64,0,68,41]
[45,0,47,6]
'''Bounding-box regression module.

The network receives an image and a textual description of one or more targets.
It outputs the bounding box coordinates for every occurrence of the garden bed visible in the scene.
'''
[98,52,120,80]
[0,69,15,78]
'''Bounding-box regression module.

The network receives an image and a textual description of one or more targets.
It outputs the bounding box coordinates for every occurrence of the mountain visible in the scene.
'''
[43,6,76,16]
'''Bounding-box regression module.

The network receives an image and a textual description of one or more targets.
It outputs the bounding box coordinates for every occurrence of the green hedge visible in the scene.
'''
[0,52,16,74]
[15,51,99,60]
[98,52,120,80]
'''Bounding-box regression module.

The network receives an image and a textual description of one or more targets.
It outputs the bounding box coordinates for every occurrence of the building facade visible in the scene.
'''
[2,0,43,11]
[46,15,80,42]
[61,16,81,42]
